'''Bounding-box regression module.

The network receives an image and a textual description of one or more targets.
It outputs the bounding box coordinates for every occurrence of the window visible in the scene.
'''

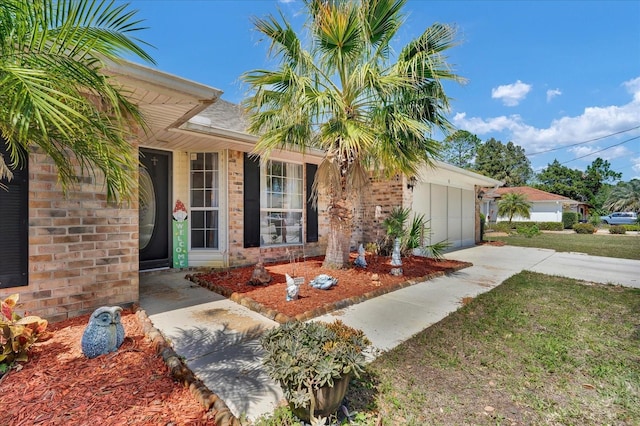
[190,153,219,249]
[0,141,28,288]
[260,160,303,245]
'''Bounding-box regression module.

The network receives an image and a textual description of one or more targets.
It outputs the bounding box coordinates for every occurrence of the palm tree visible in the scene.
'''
[242,0,463,268]
[0,0,154,201]
[604,179,640,213]
[497,192,532,224]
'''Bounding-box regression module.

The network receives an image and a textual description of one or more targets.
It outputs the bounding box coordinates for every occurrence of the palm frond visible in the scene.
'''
[0,0,154,201]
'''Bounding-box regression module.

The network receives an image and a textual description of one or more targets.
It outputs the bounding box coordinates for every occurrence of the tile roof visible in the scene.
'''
[486,186,580,203]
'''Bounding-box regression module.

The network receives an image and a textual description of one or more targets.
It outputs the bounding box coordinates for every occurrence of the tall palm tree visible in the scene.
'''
[242,0,463,268]
[604,179,640,214]
[497,192,532,224]
[0,0,154,201]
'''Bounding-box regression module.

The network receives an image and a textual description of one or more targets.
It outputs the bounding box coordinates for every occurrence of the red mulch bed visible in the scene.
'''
[0,311,216,426]
[190,254,472,322]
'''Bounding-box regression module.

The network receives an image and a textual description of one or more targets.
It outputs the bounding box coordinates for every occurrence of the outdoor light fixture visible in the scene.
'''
[407,176,417,191]
[477,190,485,200]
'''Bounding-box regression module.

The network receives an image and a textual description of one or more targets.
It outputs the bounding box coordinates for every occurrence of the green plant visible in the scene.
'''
[572,223,596,234]
[261,320,370,420]
[0,294,48,370]
[609,225,627,234]
[588,214,601,226]
[380,207,448,258]
[382,207,411,241]
[562,212,579,229]
[364,242,379,255]
[490,222,515,233]
[517,224,541,238]
[497,192,532,223]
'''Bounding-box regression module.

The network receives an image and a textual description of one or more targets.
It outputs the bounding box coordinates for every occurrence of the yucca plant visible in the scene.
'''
[380,206,449,258]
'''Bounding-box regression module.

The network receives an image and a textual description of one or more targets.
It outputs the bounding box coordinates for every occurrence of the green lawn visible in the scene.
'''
[349,272,640,425]
[258,272,640,426]
[485,231,640,260]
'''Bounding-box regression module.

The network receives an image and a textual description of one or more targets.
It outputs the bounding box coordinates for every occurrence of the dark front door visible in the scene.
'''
[139,149,171,270]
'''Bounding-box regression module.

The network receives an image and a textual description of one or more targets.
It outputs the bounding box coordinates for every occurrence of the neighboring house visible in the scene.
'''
[481,186,588,223]
[0,60,500,322]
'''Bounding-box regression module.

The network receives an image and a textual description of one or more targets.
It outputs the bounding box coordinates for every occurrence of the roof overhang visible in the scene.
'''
[417,160,503,190]
[104,59,222,149]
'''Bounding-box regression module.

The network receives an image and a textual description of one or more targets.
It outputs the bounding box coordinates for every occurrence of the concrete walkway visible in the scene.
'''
[139,245,640,421]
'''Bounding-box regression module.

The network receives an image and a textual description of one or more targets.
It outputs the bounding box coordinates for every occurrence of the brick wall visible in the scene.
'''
[0,151,139,323]
[352,174,411,247]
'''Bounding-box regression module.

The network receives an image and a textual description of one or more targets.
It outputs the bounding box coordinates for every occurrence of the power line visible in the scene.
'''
[560,135,640,165]
[527,125,640,156]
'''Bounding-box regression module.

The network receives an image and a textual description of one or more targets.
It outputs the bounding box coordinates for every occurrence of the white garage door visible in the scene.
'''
[411,183,476,249]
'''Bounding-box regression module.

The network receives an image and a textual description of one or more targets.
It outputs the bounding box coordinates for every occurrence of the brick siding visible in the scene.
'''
[0,151,139,323]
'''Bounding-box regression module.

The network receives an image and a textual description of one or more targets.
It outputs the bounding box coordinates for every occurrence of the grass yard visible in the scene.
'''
[347,272,640,425]
[485,231,640,260]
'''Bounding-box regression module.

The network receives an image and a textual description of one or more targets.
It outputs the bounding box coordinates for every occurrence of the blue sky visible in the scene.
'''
[124,0,640,181]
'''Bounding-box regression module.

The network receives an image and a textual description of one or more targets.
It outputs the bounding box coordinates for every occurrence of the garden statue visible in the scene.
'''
[248,262,272,286]
[390,238,403,276]
[81,306,125,359]
[285,274,300,301]
[310,274,338,290]
[354,243,367,268]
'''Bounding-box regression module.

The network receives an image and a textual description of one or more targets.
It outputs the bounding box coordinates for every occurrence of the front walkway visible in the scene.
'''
[139,245,640,421]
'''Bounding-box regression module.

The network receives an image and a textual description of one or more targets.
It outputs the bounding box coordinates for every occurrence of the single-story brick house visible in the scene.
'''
[0,61,501,322]
[480,186,589,223]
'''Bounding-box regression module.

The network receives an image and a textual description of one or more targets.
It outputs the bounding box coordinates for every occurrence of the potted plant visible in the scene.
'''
[260,320,370,422]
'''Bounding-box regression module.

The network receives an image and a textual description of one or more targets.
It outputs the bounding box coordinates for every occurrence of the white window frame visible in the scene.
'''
[189,152,221,250]
[260,159,304,246]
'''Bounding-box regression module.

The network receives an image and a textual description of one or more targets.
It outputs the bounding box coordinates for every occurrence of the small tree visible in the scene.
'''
[497,192,532,224]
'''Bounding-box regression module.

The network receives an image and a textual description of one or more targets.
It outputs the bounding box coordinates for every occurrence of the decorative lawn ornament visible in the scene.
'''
[309,274,338,290]
[81,306,125,359]
[354,244,367,268]
[285,274,300,301]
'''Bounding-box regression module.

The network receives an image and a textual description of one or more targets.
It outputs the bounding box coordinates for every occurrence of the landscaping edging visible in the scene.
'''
[133,307,241,426]
[188,261,473,323]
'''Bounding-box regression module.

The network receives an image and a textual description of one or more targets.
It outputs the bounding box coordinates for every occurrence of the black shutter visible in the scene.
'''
[306,163,319,243]
[0,141,29,288]
[243,153,261,248]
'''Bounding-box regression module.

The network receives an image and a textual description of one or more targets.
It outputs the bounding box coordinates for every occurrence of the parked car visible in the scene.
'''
[600,212,638,225]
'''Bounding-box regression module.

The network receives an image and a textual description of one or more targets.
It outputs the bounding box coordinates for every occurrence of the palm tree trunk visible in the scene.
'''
[322,199,353,269]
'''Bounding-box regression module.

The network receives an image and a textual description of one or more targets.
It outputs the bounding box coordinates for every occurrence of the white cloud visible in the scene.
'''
[631,157,640,174]
[491,80,532,106]
[568,145,633,162]
[454,76,640,156]
[452,112,526,134]
[623,76,640,102]
[546,88,562,102]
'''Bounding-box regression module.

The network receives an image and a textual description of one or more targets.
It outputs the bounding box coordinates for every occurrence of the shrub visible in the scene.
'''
[623,224,640,232]
[261,320,370,420]
[609,225,627,234]
[490,222,514,233]
[517,224,541,238]
[562,212,579,229]
[588,214,601,227]
[573,223,596,234]
[537,222,564,231]
[0,294,48,373]
[379,207,449,258]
